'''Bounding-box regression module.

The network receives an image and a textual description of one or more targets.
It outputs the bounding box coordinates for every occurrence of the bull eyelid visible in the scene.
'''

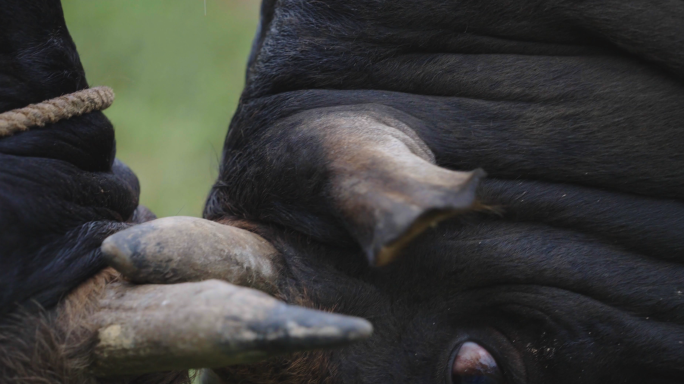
[448,341,505,384]
[490,331,528,384]
[443,330,526,384]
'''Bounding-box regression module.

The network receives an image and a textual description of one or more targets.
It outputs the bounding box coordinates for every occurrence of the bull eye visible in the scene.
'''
[450,342,505,384]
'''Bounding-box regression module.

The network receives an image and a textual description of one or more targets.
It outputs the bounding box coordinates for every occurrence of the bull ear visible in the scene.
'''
[101,216,280,294]
[94,217,372,376]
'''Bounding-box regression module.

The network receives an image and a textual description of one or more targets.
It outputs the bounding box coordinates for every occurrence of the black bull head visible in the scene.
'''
[1,0,683,383]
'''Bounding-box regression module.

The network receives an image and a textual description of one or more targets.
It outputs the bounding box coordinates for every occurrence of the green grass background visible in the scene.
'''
[62,0,260,218]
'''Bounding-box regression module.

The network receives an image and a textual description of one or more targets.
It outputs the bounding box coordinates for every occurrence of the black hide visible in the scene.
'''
[0,0,140,315]
[206,0,684,383]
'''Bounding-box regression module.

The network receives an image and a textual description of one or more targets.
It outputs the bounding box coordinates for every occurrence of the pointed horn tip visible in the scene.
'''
[257,304,373,350]
[472,167,487,180]
[100,235,135,273]
[100,235,120,259]
[240,304,373,354]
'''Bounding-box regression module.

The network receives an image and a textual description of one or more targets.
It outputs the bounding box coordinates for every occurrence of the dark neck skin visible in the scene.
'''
[0,1,87,112]
[0,0,114,172]
[0,0,139,315]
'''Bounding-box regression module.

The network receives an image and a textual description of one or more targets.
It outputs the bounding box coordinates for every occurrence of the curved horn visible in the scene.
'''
[94,217,373,376]
[101,216,280,294]
[91,279,372,376]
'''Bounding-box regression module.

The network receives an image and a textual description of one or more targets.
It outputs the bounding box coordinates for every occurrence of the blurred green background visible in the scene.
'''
[62,0,260,218]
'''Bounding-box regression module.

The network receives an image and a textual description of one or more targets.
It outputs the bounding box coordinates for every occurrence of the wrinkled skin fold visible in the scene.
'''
[1,0,683,383]
[202,0,684,383]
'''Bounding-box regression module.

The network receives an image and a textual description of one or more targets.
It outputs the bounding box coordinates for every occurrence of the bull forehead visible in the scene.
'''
[297,209,684,322]
[395,221,683,318]
[268,201,684,383]
[219,0,684,380]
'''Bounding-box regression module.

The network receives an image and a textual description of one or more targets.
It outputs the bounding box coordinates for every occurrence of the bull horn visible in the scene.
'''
[101,216,280,294]
[91,279,373,377]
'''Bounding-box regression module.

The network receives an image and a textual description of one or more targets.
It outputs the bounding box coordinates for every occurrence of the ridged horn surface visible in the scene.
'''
[91,280,373,376]
[101,216,280,294]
